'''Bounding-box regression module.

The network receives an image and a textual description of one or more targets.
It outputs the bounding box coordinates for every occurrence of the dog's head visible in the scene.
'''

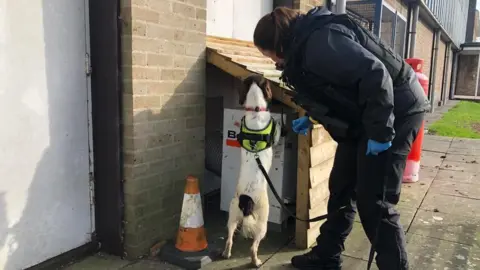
[238,74,273,106]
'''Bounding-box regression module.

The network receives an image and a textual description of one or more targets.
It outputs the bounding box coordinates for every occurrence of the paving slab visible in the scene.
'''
[201,195,294,270]
[447,147,480,156]
[420,193,480,218]
[409,209,480,247]
[63,254,131,270]
[451,138,480,149]
[441,160,480,173]
[423,135,454,142]
[420,150,445,168]
[343,222,372,261]
[354,206,416,231]
[122,260,181,270]
[261,239,378,270]
[444,154,480,163]
[429,179,480,199]
[422,139,452,153]
[398,168,436,209]
[435,169,480,185]
[407,234,480,270]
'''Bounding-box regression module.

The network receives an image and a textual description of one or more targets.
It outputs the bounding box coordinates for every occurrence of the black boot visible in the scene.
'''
[291,250,342,270]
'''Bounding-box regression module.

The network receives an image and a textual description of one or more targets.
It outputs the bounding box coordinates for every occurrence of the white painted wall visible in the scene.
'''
[0,0,94,269]
[207,0,273,41]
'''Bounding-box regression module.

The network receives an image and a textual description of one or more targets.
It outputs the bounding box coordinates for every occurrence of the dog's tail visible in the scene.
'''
[239,194,259,238]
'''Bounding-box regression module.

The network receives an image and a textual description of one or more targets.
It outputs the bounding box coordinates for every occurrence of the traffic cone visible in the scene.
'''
[160,175,218,269]
[175,175,208,252]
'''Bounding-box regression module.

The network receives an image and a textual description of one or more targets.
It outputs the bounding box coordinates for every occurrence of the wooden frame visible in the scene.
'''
[206,36,335,249]
[88,0,124,255]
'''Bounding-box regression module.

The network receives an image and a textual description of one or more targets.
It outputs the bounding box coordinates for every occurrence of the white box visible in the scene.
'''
[220,108,297,225]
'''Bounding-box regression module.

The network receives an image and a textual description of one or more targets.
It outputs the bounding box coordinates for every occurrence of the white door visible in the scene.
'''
[206,0,273,41]
[0,0,94,269]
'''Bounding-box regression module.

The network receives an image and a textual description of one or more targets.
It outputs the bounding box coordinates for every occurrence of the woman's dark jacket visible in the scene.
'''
[281,7,430,143]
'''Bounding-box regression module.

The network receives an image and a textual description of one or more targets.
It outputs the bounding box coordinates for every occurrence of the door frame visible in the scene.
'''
[88,0,124,256]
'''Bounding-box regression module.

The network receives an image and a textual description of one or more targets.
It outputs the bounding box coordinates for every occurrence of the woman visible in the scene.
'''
[253,5,429,270]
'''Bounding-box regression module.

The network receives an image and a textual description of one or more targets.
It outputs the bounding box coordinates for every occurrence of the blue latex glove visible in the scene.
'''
[292,116,312,136]
[366,140,392,156]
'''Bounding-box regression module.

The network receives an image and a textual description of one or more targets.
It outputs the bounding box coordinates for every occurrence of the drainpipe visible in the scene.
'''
[449,51,459,100]
[408,3,419,58]
[440,43,451,106]
[326,0,333,11]
[429,30,441,113]
[336,0,346,14]
[405,3,412,58]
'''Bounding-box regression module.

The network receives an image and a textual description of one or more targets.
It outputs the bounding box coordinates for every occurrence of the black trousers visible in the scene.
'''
[312,112,425,270]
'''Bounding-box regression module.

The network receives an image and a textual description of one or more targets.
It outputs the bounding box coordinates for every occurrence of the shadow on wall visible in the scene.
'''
[120,16,206,255]
[2,0,93,269]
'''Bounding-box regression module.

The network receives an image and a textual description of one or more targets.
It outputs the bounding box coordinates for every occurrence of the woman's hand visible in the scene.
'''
[292,116,312,136]
[366,139,392,156]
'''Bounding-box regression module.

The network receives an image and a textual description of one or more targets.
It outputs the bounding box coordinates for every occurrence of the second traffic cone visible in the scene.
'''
[175,175,208,252]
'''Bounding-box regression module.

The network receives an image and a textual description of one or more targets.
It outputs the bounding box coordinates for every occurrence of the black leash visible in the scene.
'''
[254,154,341,223]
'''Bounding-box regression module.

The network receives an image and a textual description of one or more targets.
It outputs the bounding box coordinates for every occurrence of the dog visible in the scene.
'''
[222,74,282,267]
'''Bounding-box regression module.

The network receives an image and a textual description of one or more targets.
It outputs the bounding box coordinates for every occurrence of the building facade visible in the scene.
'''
[345,0,472,110]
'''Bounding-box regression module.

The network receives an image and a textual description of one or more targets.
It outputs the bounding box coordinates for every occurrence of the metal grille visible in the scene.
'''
[380,6,395,49]
[346,1,376,32]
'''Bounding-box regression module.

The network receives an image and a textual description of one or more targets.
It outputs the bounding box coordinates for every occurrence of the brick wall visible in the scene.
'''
[385,0,408,17]
[415,19,434,80]
[456,54,479,96]
[294,0,325,12]
[120,0,206,258]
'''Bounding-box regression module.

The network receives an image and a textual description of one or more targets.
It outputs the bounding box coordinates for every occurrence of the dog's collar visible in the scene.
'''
[245,106,268,112]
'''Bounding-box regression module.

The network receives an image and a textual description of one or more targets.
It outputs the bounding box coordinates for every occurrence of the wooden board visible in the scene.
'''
[295,110,311,249]
[310,140,338,168]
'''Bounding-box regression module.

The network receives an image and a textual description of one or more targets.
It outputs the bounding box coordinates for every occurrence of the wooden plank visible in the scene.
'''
[309,182,330,210]
[206,35,256,47]
[310,140,337,168]
[306,220,324,248]
[308,196,329,229]
[311,126,332,147]
[222,54,274,64]
[207,50,298,109]
[206,50,251,79]
[309,158,334,189]
[247,68,282,78]
[295,111,311,249]
[209,46,264,58]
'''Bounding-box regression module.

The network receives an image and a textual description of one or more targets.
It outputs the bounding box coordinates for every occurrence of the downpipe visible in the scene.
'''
[408,3,419,58]
[428,30,441,113]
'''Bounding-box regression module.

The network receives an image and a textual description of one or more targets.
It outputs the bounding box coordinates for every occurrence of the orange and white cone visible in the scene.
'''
[175,175,208,252]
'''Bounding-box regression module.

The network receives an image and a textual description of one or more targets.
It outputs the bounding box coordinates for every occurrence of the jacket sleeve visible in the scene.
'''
[303,25,395,143]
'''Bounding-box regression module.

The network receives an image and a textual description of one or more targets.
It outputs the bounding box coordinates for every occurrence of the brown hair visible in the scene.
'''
[253,7,301,57]
[238,74,273,105]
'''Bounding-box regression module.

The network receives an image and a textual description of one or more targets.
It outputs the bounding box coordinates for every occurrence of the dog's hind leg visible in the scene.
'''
[250,236,263,267]
[222,199,241,259]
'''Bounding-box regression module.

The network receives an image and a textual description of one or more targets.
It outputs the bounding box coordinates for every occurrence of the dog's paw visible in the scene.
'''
[222,249,231,259]
[252,258,262,268]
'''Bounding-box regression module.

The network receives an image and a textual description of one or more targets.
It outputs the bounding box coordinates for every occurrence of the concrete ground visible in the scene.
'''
[65,134,480,270]
[66,101,480,270]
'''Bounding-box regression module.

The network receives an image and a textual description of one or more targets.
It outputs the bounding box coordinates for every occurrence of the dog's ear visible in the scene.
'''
[261,79,273,102]
[238,78,249,105]
[241,74,272,105]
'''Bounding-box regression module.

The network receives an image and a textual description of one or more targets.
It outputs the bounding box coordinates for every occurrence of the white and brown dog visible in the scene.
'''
[222,75,282,267]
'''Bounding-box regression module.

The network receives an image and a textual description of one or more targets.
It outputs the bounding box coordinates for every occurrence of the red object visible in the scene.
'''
[403,58,429,183]
[245,106,268,112]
